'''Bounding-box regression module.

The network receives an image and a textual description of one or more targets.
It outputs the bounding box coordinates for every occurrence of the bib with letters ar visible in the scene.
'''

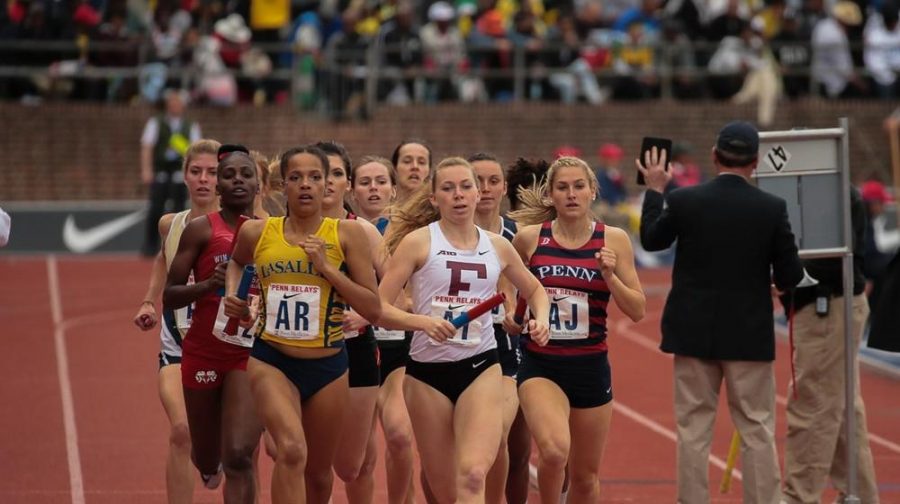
[264,283,321,340]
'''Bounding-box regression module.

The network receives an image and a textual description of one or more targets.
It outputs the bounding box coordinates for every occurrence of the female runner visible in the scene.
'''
[163,144,264,503]
[223,144,380,504]
[378,157,550,503]
[316,141,385,503]
[468,152,525,504]
[509,156,645,502]
[133,138,220,502]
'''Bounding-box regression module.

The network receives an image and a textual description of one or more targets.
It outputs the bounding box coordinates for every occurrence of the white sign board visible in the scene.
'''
[754,126,848,255]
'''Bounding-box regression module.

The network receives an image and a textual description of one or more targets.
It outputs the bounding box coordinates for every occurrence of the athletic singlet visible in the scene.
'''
[490,215,517,324]
[526,220,611,356]
[375,216,389,235]
[342,213,376,341]
[410,221,501,363]
[254,217,346,349]
[183,212,251,361]
[164,210,193,338]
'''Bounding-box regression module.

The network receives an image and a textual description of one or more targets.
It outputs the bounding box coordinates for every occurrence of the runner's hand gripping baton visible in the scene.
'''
[512,296,527,325]
[223,264,256,336]
[450,293,506,329]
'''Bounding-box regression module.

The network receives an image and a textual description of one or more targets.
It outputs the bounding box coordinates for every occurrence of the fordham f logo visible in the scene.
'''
[446,261,487,296]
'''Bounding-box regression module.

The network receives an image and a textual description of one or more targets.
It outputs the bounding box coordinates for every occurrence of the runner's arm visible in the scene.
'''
[133,214,175,330]
[163,218,215,309]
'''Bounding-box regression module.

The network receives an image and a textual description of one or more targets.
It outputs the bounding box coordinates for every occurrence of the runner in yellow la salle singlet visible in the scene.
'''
[254,216,347,348]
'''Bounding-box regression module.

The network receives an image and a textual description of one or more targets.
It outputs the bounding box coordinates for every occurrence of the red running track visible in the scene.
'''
[1,256,898,503]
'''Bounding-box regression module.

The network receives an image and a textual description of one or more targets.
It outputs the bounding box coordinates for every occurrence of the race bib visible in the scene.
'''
[491,302,506,325]
[373,326,406,341]
[176,271,195,331]
[430,295,482,346]
[212,295,260,347]
[265,283,321,340]
[547,287,590,340]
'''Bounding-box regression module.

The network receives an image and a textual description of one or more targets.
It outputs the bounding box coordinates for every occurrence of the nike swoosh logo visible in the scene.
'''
[478,250,489,255]
[62,209,147,253]
[552,296,570,302]
[472,359,487,368]
[448,304,465,311]
[284,293,301,299]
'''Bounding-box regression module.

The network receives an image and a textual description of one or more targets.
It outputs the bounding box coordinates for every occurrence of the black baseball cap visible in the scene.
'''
[716,121,759,158]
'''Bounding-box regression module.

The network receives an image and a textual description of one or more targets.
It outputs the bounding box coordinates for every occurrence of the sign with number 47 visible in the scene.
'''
[764,144,792,172]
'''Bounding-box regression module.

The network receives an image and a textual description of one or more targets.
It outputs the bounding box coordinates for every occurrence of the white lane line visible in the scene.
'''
[618,320,900,456]
[47,256,85,504]
[613,401,743,480]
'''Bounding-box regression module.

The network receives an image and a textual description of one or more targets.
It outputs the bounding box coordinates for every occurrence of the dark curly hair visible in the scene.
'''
[506,157,550,210]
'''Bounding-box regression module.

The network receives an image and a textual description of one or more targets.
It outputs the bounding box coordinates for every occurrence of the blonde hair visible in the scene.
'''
[383,157,476,254]
[182,139,221,172]
[508,156,597,226]
[352,155,396,187]
[250,150,270,188]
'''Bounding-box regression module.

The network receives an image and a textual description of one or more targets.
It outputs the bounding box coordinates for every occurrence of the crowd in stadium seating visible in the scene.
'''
[1,0,899,114]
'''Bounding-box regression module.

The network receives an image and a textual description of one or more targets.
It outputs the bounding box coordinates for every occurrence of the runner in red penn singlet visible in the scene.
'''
[525,220,611,356]
[183,211,251,370]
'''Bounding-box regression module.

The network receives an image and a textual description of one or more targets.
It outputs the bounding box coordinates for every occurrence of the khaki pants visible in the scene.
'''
[783,294,879,504]
[674,355,781,504]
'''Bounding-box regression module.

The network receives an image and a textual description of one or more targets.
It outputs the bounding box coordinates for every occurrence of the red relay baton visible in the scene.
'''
[512,296,527,325]
[450,293,506,329]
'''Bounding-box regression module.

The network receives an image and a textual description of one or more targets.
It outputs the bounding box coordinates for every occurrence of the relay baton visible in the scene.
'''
[512,296,528,325]
[719,430,741,493]
[450,293,506,329]
[217,215,251,297]
[223,264,256,336]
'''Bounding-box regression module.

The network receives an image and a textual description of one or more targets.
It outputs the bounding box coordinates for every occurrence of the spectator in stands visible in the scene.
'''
[812,1,868,98]
[669,143,703,188]
[773,9,812,99]
[864,2,900,99]
[420,1,468,101]
[594,143,627,205]
[659,17,703,99]
[249,0,289,45]
[192,29,238,106]
[140,2,191,103]
[508,8,547,99]
[546,11,609,104]
[213,13,251,70]
[610,20,659,100]
[731,18,782,126]
[379,0,423,105]
[323,8,371,118]
[470,5,515,100]
[139,89,202,256]
[705,0,749,42]
[662,0,705,43]
[794,0,828,40]
[612,0,663,37]
[707,22,758,99]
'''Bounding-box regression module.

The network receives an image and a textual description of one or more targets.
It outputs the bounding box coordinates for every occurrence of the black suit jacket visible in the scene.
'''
[640,174,804,361]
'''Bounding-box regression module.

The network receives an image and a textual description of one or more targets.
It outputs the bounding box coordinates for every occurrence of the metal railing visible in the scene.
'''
[0,36,882,114]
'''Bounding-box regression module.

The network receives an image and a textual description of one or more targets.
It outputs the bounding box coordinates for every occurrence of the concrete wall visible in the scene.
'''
[0,99,893,201]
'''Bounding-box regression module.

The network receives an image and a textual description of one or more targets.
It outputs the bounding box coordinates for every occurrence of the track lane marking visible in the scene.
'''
[47,256,85,504]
